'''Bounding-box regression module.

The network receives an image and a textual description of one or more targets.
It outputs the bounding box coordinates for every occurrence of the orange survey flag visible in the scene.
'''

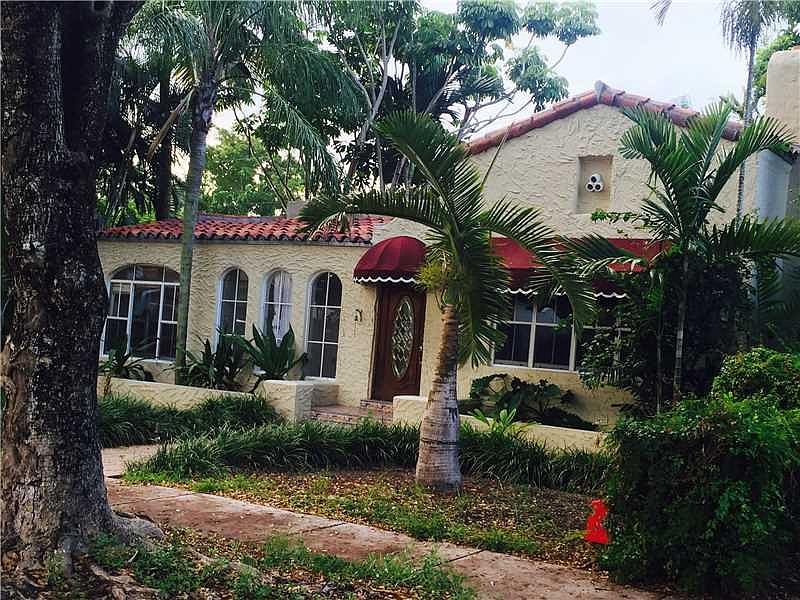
[584,498,610,544]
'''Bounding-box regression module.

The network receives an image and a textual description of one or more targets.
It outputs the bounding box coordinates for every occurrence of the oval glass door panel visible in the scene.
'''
[391,297,414,378]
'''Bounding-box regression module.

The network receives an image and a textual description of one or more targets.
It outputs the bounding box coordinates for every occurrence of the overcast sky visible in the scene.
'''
[424,0,754,134]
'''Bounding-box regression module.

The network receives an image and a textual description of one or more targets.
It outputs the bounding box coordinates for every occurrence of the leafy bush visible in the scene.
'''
[178,335,248,391]
[99,335,152,383]
[712,347,800,409]
[601,395,800,594]
[464,374,597,431]
[98,393,281,447]
[125,419,609,495]
[228,325,306,391]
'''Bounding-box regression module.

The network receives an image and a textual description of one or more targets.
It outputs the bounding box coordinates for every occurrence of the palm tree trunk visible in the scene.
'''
[174,79,216,381]
[416,304,462,492]
[735,40,757,223]
[672,252,689,400]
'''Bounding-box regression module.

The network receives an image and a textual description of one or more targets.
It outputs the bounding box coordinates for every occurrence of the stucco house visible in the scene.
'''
[97,48,800,428]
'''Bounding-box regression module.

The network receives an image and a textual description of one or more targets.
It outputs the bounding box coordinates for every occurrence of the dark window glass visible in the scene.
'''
[163,268,180,283]
[233,302,247,335]
[324,308,340,343]
[135,265,164,282]
[311,275,328,305]
[103,319,128,354]
[308,307,325,341]
[533,325,571,369]
[305,342,323,378]
[222,270,238,299]
[161,286,177,321]
[159,323,177,360]
[322,344,338,378]
[220,302,235,335]
[327,275,342,307]
[111,266,135,280]
[129,284,160,358]
[109,282,130,318]
[494,322,531,365]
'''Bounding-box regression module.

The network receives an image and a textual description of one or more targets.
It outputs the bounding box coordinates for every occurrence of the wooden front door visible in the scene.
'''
[371,285,426,403]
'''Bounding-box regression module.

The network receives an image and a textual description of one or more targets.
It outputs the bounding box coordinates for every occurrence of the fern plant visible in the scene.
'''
[227,325,306,392]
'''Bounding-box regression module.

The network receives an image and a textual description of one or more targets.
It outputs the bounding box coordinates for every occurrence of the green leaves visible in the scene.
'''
[227,324,306,391]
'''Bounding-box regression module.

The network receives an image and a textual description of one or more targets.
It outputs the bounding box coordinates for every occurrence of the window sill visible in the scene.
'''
[490,362,575,374]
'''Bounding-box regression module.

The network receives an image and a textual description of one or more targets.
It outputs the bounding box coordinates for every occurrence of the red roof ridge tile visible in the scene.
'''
[99,213,392,244]
[467,80,743,155]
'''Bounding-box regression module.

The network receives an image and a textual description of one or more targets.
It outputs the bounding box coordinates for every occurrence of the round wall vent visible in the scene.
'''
[586,173,604,192]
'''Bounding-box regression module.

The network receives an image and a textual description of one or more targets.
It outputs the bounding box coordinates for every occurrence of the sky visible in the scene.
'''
[423,0,752,134]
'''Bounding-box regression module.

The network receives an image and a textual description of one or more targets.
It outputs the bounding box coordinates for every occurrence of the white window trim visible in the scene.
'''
[304,271,342,380]
[261,269,293,344]
[215,267,249,346]
[100,265,179,362]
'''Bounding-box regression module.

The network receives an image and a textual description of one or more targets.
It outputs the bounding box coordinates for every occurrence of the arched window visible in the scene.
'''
[218,268,248,336]
[264,270,292,342]
[104,265,179,360]
[305,272,342,378]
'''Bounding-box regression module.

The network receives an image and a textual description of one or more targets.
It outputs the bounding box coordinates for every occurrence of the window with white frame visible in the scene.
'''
[574,297,628,369]
[493,295,574,371]
[264,270,292,342]
[218,268,249,336]
[305,272,342,378]
[103,265,179,360]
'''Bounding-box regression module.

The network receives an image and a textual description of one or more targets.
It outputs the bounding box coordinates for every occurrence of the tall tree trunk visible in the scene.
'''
[672,252,689,401]
[416,305,462,492]
[735,40,757,223]
[154,55,173,220]
[1,1,156,571]
[174,78,216,380]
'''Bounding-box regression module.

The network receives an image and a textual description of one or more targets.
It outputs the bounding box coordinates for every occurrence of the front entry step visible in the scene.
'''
[309,401,393,425]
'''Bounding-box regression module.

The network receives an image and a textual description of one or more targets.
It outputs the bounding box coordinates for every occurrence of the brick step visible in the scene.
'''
[359,400,394,416]
[309,404,392,425]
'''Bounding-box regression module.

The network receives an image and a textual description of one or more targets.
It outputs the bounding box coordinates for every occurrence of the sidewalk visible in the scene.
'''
[104,446,677,600]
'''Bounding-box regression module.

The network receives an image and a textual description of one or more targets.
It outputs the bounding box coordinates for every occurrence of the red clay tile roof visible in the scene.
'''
[99,213,392,245]
[467,80,743,155]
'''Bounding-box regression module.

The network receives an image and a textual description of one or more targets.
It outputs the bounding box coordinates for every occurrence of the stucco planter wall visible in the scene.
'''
[392,395,606,453]
[97,377,252,409]
[257,379,339,422]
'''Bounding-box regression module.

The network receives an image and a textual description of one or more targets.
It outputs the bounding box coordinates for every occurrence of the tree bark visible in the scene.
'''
[735,40,757,224]
[1,1,155,571]
[672,252,689,401]
[174,78,216,380]
[154,69,173,221]
[416,305,462,492]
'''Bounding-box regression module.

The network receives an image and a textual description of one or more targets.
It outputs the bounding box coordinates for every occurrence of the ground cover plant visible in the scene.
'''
[98,393,281,447]
[124,419,609,495]
[0,529,474,599]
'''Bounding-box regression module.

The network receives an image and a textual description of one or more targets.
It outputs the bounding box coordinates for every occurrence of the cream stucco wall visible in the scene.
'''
[98,239,380,407]
[469,104,760,237]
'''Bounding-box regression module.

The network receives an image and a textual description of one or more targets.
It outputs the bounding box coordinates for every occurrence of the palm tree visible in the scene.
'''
[652,0,784,222]
[301,111,595,491]
[570,103,798,401]
[135,0,361,378]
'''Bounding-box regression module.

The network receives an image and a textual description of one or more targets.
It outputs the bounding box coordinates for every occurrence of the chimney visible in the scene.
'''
[764,46,800,143]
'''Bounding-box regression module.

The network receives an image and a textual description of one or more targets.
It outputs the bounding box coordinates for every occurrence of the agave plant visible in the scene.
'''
[178,334,248,391]
[227,325,306,392]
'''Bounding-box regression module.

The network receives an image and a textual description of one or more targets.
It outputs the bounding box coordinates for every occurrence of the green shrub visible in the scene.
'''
[601,395,800,594]
[712,347,800,408]
[177,336,248,391]
[98,393,281,447]
[125,419,609,495]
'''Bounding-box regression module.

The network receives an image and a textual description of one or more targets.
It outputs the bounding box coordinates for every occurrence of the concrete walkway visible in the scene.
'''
[103,446,677,600]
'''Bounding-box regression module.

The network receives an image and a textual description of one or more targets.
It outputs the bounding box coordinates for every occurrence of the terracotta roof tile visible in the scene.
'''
[467,80,743,155]
[99,213,392,244]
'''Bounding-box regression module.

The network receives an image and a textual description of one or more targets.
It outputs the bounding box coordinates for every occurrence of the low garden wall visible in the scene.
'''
[98,377,338,422]
[392,395,606,452]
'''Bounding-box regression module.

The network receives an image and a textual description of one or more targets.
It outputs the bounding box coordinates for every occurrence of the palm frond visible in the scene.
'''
[705,217,800,262]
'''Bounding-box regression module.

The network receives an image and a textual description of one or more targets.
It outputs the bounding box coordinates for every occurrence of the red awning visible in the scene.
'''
[353,235,659,297]
[353,236,427,284]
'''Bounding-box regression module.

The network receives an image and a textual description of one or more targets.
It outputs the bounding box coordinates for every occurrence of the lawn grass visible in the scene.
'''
[126,467,596,568]
[83,528,475,599]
